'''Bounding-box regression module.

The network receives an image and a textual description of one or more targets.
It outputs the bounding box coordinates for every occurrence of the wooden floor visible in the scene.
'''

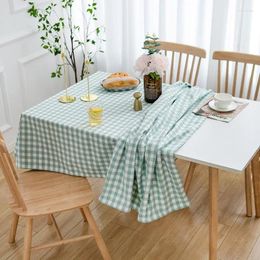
[1,160,260,260]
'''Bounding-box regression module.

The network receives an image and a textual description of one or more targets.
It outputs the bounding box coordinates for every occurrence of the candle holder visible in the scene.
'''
[58,94,76,103]
[81,94,98,102]
[58,53,76,103]
[80,61,98,102]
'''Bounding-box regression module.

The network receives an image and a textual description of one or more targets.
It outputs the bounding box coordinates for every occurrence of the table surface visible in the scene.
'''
[17,70,260,174]
[175,98,260,173]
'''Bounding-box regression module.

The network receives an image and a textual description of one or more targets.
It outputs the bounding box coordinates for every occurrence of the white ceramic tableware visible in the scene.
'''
[214,93,233,109]
[208,100,237,112]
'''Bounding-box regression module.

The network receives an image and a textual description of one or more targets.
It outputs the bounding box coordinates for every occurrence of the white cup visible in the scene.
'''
[214,93,233,109]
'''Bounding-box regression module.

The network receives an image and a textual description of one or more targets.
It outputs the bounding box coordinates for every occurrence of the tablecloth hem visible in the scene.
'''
[99,197,190,223]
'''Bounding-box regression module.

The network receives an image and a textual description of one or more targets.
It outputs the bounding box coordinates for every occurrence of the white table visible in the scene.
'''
[175,98,260,260]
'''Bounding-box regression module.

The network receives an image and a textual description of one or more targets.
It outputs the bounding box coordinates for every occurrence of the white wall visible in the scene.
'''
[0,0,64,150]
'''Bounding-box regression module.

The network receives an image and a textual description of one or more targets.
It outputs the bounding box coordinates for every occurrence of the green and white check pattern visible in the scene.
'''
[100,85,213,222]
[16,71,213,222]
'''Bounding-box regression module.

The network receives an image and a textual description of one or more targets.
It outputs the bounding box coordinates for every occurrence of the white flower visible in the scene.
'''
[134,53,168,77]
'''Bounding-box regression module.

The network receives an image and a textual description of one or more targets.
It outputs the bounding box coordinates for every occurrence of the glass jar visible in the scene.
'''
[143,75,162,103]
[88,107,103,126]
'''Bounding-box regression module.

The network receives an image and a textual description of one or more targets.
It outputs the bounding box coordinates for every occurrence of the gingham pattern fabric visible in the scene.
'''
[16,71,213,222]
[16,71,149,176]
[100,85,213,222]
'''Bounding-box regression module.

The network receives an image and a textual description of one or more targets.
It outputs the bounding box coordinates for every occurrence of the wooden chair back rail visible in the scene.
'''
[213,51,260,100]
[158,41,206,57]
[213,51,260,65]
[0,140,26,210]
[156,41,206,86]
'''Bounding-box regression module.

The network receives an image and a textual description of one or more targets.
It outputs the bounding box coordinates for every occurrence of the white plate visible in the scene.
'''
[208,100,238,112]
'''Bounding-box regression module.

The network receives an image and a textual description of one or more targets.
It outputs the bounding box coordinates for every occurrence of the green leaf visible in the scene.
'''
[53,48,61,55]
[87,8,93,14]
[51,72,56,78]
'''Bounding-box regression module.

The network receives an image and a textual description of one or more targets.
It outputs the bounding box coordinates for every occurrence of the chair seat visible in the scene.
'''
[9,170,93,216]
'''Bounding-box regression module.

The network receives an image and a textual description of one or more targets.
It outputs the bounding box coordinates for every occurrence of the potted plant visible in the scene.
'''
[135,35,168,103]
[26,0,104,83]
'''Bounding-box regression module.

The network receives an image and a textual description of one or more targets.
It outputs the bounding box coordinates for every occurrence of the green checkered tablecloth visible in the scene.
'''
[16,71,213,222]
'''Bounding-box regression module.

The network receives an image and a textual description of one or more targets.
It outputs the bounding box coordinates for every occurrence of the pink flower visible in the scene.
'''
[134,53,168,77]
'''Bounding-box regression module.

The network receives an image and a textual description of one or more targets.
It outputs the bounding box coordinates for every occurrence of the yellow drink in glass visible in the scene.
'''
[88,107,103,126]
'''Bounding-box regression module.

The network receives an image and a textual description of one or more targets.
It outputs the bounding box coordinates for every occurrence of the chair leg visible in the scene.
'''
[245,165,253,217]
[49,214,63,240]
[252,151,260,217]
[209,167,219,260]
[184,162,197,194]
[82,207,111,260]
[9,213,20,243]
[23,217,33,260]
[80,208,88,222]
[47,215,53,225]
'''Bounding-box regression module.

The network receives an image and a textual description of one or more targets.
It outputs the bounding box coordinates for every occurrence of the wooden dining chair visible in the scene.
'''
[0,132,111,260]
[184,51,260,217]
[156,41,206,85]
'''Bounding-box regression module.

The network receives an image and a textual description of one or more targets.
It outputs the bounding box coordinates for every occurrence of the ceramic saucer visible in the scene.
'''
[208,100,237,112]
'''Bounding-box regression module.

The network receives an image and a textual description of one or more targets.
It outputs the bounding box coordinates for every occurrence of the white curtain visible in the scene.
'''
[90,0,260,89]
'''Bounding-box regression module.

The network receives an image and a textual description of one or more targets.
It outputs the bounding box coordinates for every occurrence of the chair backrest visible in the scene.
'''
[0,132,26,210]
[156,41,206,85]
[213,51,260,100]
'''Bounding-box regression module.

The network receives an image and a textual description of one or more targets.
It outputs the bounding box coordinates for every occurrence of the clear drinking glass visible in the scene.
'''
[88,107,103,126]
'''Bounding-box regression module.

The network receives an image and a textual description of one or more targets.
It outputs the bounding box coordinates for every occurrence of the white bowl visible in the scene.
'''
[214,93,233,109]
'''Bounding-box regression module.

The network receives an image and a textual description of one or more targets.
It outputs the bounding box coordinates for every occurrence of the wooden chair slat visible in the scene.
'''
[0,138,25,209]
[254,74,260,100]
[247,64,255,99]
[0,132,18,180]
[176,52,182,82]
[217,60,221,93]
[232,62,238,96]
[183,54,189,82]
[225,60,229,93]
[240,63,247,98]
[193,57,201,86]
[0,149,26,210]
[163,50,167,83]
[169,51,174,84]
[189,55,196,83]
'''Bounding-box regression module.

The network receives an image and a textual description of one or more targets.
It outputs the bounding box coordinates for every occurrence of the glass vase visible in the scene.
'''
[143,74,162,103]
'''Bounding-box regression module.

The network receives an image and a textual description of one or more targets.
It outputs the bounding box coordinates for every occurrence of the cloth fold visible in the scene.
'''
[100,82,213,222]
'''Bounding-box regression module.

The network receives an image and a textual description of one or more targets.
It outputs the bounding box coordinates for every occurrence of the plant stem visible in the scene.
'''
[80,52,86,80]
[67,6,78,83]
